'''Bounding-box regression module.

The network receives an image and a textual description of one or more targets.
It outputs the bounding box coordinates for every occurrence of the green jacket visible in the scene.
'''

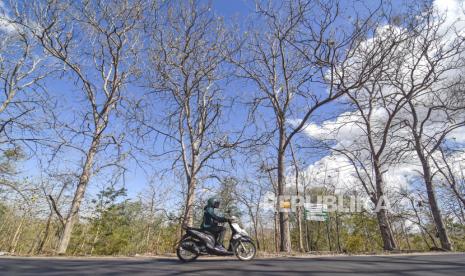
[201,205,227,228]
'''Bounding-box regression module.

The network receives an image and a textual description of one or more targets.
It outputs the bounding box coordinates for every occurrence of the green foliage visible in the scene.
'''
[87,186,131,255]
[343,213,382,252]
[91,201,142,255]
[345,234,366,252]
[0,147,24,174]
[2,180,464,255]
[410,235,431,251]
[449,223,465,251]
[91,186,128,212]
[0,202,7,219]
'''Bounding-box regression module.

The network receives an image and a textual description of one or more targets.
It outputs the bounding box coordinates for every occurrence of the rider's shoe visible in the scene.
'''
[214,244,228,253]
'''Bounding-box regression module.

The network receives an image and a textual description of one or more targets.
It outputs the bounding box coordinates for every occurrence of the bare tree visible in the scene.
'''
[289,143,304,252]
[393,8,465,251]
[433,146,465,208]
[10,0,146,253]
[0,3,56,164]
[141,0,242,227]
[326,24,415,250]
[230,0,386,252]
[233,177,268,251]
[0,7,46,138]
[306,0,465,251]
[402,86,464,251]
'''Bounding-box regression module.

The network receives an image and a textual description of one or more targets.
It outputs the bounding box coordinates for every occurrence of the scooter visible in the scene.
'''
[176,216,256,262]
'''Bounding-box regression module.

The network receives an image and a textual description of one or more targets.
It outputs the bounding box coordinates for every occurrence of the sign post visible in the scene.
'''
[304,204,328,222]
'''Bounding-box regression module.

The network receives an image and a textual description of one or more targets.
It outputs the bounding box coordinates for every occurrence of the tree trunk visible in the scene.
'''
[362,214,369,252]
[36,212,53,254]
[420,157,452,250]
[315,221,321,250]
[296,206,304,252]
[155,226,163,255]
[274,211,280,253]
[181,139,200,228]
[250,212,260,250]
[326,217,332,251]
[90,223,101,255]
[57,136,100,254]
[9,216,25,254]
[75,225,89,256]
[305,220,310,252]
[373,162,397,251]
[401,222,411,251]
[290,143,304,252]
[145,223,152,252]
[410,105,452,251]
[335,212,342,252]
[277,144,291,253]
[181,177,197,227]
[376,209,396,251]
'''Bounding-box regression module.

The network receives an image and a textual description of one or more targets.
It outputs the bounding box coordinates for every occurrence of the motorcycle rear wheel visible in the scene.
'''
[176,238,200,262]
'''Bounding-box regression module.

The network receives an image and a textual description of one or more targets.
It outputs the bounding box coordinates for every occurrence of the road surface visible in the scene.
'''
[1,253,464,275]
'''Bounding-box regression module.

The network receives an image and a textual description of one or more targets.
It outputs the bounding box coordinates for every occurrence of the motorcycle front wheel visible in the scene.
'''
[233,240,256,261]
[176,238,200,262]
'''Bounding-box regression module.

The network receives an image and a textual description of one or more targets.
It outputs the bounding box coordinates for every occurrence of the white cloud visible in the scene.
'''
[0,1,16,34]
[298,154,360,193]
[447,127,465,143]
[434,0,465,31]
[297,0,465,208]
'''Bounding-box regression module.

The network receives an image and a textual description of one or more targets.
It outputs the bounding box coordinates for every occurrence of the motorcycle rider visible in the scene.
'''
[201,197,228,251]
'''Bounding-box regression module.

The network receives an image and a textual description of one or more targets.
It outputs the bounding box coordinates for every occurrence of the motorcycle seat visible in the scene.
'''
[185,226,215,236]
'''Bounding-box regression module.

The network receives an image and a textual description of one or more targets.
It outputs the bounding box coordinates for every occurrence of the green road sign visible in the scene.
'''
[304,204,329,221]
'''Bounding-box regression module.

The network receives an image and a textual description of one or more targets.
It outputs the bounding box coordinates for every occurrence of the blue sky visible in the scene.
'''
[211,0,253,16]
[6,0,456,212]
[16,0,261,202]
[10,0,364,202]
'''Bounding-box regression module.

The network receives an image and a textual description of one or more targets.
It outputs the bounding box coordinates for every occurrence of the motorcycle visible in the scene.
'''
[176,216,256,262]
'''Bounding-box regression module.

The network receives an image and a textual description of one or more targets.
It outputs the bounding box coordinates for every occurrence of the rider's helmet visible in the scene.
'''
[207,197,220,208]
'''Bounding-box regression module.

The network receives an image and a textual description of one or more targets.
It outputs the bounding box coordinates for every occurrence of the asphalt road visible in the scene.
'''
[1,253,464,275]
